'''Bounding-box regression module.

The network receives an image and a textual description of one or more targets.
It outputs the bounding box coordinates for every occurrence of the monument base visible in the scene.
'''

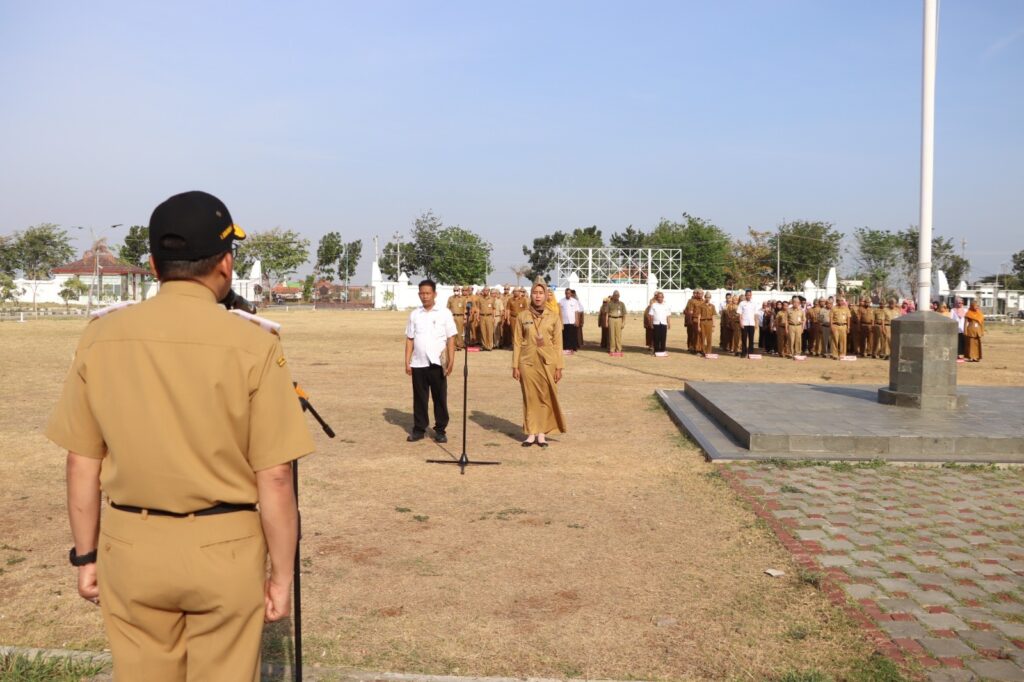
[877,387,967,410]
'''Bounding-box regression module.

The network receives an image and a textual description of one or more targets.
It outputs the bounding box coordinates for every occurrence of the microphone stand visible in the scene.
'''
[427,300,500,474]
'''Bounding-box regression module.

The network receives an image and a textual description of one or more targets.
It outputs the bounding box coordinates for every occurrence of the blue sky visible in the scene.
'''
[1,1,1021,284]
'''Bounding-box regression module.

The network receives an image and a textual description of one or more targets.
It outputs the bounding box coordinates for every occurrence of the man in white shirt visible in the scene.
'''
[647,290,671,355]
[737,289,758,358]
[559,289,581,353]
[404,279,458,443]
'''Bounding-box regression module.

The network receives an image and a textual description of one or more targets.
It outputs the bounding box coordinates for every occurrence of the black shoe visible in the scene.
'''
[407,432,425,442]
[537,441,549,448]
[434,433,448,443]
[521,440,534,447]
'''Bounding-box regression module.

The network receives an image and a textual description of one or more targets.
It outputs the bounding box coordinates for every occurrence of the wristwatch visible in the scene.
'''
[69,547,97,567]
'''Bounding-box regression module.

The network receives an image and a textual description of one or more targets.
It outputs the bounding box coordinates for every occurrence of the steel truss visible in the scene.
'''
[553,247,686,288]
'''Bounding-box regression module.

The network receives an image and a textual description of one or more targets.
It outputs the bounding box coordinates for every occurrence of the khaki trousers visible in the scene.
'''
[479,315,494,350]
[787,325,802,357]
[98,508,266,682]
[832,324,847,358]
[453,315,466,349]
[700,320,713,355]
[880,326,891,357]
[608,318,624,352]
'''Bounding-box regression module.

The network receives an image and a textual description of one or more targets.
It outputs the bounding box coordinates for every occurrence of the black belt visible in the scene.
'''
[110,501,257,518]
[610,316,623,319]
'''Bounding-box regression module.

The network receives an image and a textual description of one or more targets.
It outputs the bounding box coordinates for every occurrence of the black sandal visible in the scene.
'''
[521,440,534,447]
[537,442,549,448]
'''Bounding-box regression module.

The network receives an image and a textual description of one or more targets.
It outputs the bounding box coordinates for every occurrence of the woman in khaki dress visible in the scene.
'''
[513,281,567,447]
[964,300,985,362]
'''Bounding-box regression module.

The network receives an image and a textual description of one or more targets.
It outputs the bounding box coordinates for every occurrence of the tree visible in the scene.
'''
[509,264,530,286]
[522,231,567,283]
[302,275,314,303]
[1013,249,1024,281]
[339,240,362,283]
[609,225,647,249]
[0,234,17,276]
[726,228,775,290]
[316,232,343,280]
[13,223,75,310]
[0,274,22,306]
[896,227,968,300]
[116,225,150,269]
[644,213,731,288]
[59,275,90,309]
[428,225,492,285]
[767,220,843,289]
[853,227,903,294]
[235,228,310,299]
[565,226,603,247]
[379,239,416,280]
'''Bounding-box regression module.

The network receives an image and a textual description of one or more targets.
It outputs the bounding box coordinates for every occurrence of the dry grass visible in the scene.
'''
[1,312,1020,680]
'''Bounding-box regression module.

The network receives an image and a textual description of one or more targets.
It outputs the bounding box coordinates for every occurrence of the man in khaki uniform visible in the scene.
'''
[447,287,467,349]
[879,298,899,359]
[857,299,872,357]
[491,288,505,348]
[478,288,497,350]
[719,292,733,352]
[699,296,716,356]
[727,295,742,354]
[785,296,805,357]
[809,299,822,356]
[818,299,833,358]
[598,296,610,349]
[48,191,314,681]
[774,301,790,357]
[848,299,861,356]
[605,290,627,353]
[684,290,703,353]
[830,298,851,359]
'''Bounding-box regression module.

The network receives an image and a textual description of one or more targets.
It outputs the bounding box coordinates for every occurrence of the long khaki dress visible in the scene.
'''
[964,313,984,361]
[513,307,567,434]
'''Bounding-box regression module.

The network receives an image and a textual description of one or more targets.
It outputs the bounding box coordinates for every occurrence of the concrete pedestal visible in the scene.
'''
[877,311,966,410]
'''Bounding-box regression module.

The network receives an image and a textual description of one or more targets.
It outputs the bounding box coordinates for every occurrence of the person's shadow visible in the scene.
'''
[260,617,294,681]
[382,408,414,433]
[469,410,522,441]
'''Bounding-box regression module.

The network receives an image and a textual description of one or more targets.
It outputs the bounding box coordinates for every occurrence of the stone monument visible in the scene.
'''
[877,311,967,410]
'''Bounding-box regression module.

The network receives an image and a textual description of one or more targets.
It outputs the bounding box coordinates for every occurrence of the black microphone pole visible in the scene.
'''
[427,298,500,473]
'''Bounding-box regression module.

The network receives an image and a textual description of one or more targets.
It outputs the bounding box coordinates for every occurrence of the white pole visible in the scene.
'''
[917,0,938,311]
[776,227,781,291]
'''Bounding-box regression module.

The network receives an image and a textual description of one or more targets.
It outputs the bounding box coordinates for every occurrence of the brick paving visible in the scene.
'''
[721,464,1024,682]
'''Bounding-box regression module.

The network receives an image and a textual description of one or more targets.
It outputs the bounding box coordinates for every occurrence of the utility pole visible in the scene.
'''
[916,0,937,311]
[776,227,781,291]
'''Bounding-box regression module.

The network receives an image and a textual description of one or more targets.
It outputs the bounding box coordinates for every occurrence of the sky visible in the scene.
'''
[1,0,1021,285]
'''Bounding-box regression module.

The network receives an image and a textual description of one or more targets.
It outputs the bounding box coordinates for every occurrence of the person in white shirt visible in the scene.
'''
[559,290,581,353]
[950,298,967,359]
[404,279,458,443]
[737,289,759,358]
[647,291,671,354]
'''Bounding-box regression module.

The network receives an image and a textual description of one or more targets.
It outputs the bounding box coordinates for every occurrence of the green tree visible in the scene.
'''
[116,225,150,269]
[1013,249,1024,281]
[767,220,843,289]
[522,231,567,283]
[13,223,75,310]
[726,228,774,290]
[0,234,18,276]
[609,225,647,249]
[429,225,492,285]
[302,275,314,302]
[339,239,362,283]
[235,228,310,298]
[58,275,90,309]
[0,274,22,306]
[379,239,416,280]
[316,232,343,280]
[644,213,731,288]
[565,226,603,247]
[896,227,967,300]
[853,227,902,294]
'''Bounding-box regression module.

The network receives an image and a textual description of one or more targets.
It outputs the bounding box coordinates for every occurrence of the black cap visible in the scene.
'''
[149,191,246,260]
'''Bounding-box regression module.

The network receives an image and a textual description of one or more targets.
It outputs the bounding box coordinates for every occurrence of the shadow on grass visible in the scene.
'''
[469,410,522,441]
[382,408,414,434]
[260,617,294,681]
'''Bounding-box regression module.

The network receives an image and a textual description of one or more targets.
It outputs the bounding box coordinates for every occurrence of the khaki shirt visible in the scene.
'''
[479,297,496,316]
[513,308,565,370]
[701,301,716,321]
[831,307,851,326]
[46,281,314,513]
[684,298,701,324]
[786,307,805,327]
[873,307,886,325]
[882,307,899,325]
[492,296,505,317]
[607,301,627,318]
[447,295,465,317]
[509,297,528,318]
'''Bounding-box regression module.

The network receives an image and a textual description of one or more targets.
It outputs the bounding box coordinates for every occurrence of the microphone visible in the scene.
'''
[220,290,258,315]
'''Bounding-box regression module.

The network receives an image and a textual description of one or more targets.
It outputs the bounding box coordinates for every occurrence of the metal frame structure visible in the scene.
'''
[553,247,686,288]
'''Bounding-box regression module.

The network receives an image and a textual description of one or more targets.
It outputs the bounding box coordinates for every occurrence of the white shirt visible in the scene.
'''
[950,307,966,332]
[559,297,581,325]
[738,299,758,326]
[406,306,458,368]
[648,302,671,325]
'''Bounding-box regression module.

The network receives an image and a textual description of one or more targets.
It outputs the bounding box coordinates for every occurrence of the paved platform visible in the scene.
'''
[658,382,1024,463]
[720,463,1024,682]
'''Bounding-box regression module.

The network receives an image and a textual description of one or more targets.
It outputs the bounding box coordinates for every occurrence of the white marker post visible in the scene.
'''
[917,0,938,311]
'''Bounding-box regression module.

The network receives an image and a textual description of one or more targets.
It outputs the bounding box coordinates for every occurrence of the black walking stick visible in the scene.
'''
[427,300,500,474]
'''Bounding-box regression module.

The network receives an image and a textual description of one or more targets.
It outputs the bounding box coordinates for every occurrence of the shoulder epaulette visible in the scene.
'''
[89,300,138,320]
[228,308,282,336]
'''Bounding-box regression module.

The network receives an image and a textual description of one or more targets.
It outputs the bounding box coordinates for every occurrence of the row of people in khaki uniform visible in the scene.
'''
[446,285,530,351]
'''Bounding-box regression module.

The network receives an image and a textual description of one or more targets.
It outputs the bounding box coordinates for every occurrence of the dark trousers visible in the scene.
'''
[741,326,755,356]
[562,323,579,351]
[652,324,667,352]
[411,364,448,435]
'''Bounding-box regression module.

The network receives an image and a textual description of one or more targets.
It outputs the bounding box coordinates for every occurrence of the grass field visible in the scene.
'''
[1,311,1020,680]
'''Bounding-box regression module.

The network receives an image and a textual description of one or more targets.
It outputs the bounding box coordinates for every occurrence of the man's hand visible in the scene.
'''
[78,563,99,605]
[554,368,563,383]
[405,364,412,376]
[512,368,520,381]
[264,577,292,622]
[445,362,454,377]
